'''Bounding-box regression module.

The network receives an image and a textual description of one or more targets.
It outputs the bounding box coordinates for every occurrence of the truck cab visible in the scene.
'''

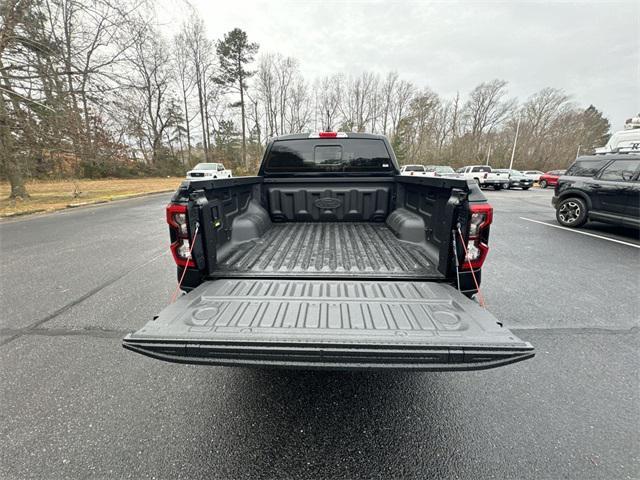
[123,133,534,371]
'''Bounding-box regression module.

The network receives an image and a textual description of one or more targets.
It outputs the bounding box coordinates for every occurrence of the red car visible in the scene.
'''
[539,170,566,188]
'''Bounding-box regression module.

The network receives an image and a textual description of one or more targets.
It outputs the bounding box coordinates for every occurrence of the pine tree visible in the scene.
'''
[215,29,259,168]
[581,105,611,150]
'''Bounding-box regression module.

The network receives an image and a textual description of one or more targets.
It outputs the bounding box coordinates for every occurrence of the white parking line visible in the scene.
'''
[519,217,640,249]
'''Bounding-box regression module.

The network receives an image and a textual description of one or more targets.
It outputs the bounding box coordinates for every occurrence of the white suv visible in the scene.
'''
[186,163,233,180]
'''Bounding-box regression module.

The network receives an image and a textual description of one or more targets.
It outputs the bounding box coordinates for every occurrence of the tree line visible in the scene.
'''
[1,0,610,198]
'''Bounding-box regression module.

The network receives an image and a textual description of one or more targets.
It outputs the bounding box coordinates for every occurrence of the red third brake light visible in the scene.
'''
[462,203,493,270]
[309,132,348,139]
[166,203,195,268]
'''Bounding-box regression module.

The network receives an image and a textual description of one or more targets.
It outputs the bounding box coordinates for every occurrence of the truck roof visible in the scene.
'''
[270,132,388,141]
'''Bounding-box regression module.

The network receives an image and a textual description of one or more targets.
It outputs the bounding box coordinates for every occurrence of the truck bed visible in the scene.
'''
[215,222,442,279]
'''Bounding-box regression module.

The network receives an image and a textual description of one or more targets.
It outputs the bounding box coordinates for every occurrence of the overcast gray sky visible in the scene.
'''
[165,0,639,130]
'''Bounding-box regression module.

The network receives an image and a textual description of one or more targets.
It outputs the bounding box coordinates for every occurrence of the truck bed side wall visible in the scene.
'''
[180,177,265,275]
[394,176,468,276]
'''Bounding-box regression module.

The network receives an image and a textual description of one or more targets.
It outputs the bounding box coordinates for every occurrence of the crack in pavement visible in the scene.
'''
[0,326,129,340]
[0,249,169,347]
[512,326,639,335]
[2,325,636,344]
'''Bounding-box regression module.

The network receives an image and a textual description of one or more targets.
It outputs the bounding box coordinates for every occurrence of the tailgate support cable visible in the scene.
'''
[451,229,462,292]
[453,224,486,308]
[170,222,200,303]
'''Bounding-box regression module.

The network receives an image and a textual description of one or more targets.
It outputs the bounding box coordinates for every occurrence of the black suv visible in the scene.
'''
[552,155,640,228]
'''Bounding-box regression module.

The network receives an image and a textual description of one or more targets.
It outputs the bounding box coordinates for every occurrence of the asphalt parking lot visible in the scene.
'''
[1,188,638,480]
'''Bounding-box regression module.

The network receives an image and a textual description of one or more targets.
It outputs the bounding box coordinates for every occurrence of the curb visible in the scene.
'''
[1,189,175,220]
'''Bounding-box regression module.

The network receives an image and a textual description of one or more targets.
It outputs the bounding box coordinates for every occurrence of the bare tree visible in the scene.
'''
[126,27,176,164]
[314,74,341,131]
[183,15,213,161]
[255,53,278,136]
[463,79,516,158]
[1,0,33,198]
[337,72,379,132]
[286,73,312,133]
[173,31,195,164]
[389,79,415,139]
[403,89,441,162]
[51,0,141,170]
[380,71,398,136]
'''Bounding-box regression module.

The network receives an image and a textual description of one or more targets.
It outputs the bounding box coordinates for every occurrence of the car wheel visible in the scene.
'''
[473,178,481,184]
[556,197,587,228]
[540,180,548,188]
[503,183,510,189]
[493,184,502,190]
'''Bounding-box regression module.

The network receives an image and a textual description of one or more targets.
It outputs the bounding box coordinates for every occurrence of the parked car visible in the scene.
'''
[539,170,566,188]
[457,165,510,189]
[124,132,534,371]
[399,164,426,176]
[494,169,533,190]
[523,170,544,182]
[424,165,457,177]
[186,162,232,179]
[553,155,640,228]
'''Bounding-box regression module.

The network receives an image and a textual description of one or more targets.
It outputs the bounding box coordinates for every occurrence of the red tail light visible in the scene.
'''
[462,203,493,270]
[166,204,195,267]
[483,172,488,179]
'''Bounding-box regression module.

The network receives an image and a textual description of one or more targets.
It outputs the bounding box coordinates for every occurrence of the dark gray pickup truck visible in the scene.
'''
[123,133,534,370]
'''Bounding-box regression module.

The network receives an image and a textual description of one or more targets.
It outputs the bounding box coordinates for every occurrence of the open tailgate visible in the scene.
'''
[123,280,534,371]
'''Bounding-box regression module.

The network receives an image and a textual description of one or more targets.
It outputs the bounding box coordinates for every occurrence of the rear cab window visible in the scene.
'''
[404,165,425,172]
[471,166,491,173]
[264,138,393,174]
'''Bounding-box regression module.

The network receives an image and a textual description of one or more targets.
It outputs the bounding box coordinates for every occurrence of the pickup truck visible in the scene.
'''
[457,166,510,190]
[399,164,427,176]
[186,162,233,179]
[123,133,534,371]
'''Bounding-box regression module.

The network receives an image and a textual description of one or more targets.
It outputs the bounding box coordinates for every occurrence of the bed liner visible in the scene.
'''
[215,222,443,279]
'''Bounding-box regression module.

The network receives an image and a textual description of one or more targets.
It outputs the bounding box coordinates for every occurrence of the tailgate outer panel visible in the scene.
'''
[123,279,534,371]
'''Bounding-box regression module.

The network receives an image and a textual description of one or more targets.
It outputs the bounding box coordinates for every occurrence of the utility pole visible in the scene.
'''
[485,144,491,166]
[575,144,582,159]
[508,117,521,171]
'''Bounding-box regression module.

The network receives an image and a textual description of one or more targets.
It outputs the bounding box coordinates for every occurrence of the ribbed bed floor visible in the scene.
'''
[216,222,441,278]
